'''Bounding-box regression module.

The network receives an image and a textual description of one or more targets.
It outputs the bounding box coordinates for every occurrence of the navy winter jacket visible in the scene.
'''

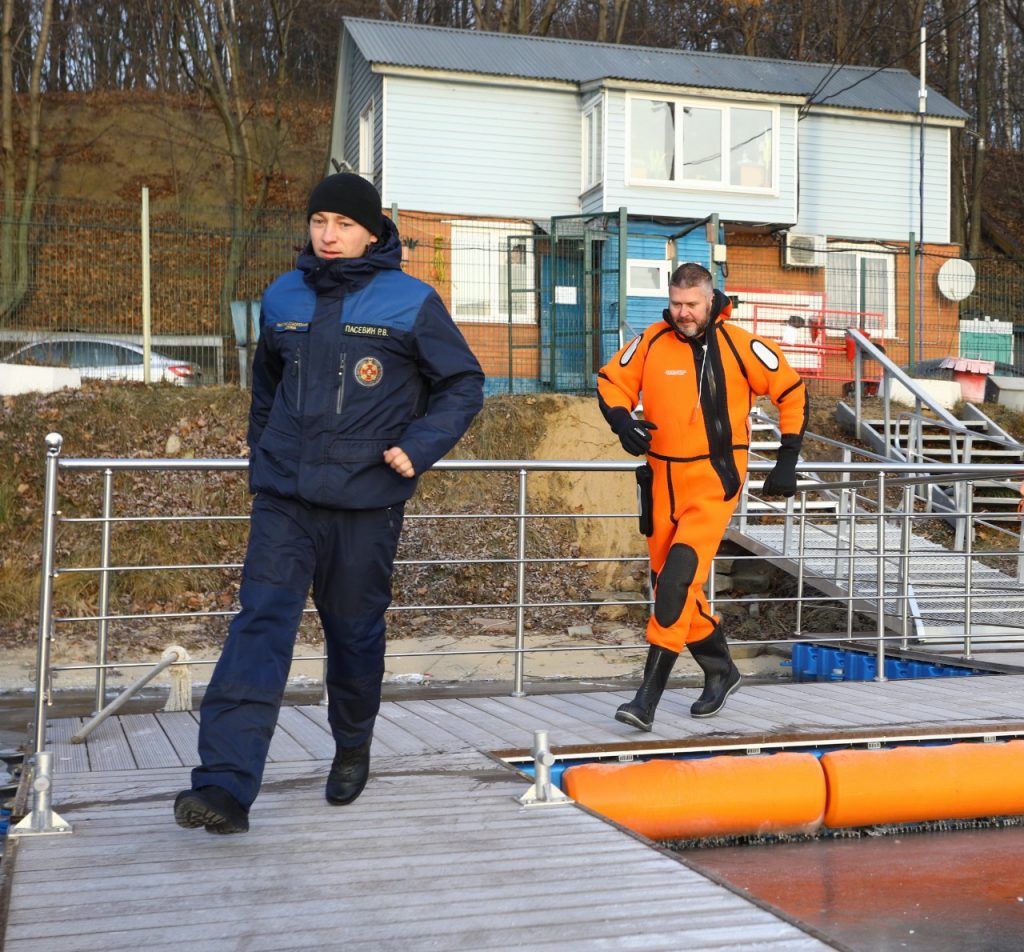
[247,218,484,509]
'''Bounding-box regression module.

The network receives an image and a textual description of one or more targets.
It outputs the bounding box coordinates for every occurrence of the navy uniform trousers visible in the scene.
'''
[191,492,404,808]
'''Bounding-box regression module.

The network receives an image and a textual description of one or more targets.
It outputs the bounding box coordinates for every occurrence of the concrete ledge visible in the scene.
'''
[0,363,81,395]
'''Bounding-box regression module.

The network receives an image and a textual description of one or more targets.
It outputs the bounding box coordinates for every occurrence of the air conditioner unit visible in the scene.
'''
[783,233,826,269]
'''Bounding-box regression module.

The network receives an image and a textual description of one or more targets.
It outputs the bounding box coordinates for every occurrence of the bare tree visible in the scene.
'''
[1,0,55,321]
[469,0,564,34]
[942,0,966,247]
[172,0,298,336]
[968,0,988,257]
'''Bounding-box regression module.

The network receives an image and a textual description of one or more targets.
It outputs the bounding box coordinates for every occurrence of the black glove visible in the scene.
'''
[607,407,658,456]
[761,444,800,497]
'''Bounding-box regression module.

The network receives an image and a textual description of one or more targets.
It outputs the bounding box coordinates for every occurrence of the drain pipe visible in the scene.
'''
[518,729,573,806]
[10,751,72,837]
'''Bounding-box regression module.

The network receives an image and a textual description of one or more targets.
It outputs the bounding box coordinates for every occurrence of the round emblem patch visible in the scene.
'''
[354,356,383,387]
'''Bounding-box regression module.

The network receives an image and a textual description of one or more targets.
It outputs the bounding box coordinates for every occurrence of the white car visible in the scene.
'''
[2,337,202,386]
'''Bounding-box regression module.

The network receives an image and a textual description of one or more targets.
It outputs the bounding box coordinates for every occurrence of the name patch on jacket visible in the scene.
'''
[274,321,309,333]
[344,324,391,338]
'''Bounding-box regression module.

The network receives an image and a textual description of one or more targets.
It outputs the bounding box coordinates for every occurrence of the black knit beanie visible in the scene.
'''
[306,173,383,237]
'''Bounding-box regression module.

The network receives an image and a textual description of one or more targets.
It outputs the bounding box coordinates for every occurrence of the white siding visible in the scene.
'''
[796,114,950,243]
[593,90,798,223]
[383,76,582,217]
[330,38,382,181]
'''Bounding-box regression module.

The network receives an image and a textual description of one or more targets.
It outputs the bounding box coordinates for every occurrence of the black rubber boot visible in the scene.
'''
[614,644,679,731]
[325,740,371,805]
[687,626,741,718]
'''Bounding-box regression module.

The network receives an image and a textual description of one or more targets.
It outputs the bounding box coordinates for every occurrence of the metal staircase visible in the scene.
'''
[745,410,839,513]
[844,403,1024,517]
[727,331,1024,649]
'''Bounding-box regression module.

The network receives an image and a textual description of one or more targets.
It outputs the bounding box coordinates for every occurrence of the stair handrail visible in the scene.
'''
[845,328,963,447]
[888,408,1024,465]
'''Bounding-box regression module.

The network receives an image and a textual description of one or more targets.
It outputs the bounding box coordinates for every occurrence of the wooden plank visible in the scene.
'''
[265,715,317,762]
[383,700,474,751]
[3,757,830,952]
[387,699,505,751]
[408,697,532,748]
[374,702,469,754]
[48,716,90,774]
[455,694,608,746]
[151,711,201,766]
[287,702,413,758]
[279,705,345,758]
[118,713,183,769]
[480,693,626,745]
[81,716,137,771]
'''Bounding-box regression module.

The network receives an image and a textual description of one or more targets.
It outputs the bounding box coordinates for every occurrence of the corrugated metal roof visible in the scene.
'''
[344,18,967,121]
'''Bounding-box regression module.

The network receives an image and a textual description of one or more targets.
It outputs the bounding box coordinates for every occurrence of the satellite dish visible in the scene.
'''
[937,258,976,301]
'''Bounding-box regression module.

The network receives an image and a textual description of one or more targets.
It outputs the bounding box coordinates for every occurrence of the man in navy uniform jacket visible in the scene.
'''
[175,173,484,833]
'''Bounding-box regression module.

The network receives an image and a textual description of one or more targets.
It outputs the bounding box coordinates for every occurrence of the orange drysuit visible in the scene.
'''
[598,293,807,653]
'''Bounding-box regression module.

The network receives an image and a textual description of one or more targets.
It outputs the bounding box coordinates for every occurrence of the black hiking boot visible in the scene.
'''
[326,740,371,805]
[174,785,249,834]
[687,626,741,718]
[614,644,679,731]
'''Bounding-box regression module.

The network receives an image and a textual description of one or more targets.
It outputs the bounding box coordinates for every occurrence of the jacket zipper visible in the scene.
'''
[293,351,303,412]
[703,347,725,448]
[700,332,741,498]
[336,351,347,414]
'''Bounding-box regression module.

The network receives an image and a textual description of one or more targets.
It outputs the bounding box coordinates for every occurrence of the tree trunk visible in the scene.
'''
[1,0,54,322]
[942,0,965,248]
[968,0,989,257]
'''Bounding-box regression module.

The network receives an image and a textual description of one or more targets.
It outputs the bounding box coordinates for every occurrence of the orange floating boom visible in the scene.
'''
[561,753,826,841]
[821,740,1024,829]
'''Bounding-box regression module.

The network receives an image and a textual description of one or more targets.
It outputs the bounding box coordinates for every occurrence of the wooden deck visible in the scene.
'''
[6,674,1024,951]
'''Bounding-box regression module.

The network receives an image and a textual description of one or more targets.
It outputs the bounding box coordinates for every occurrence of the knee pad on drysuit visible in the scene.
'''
[653,543,699,628]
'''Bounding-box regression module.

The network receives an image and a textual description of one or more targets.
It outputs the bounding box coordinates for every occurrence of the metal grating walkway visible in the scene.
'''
[731,514,1024,641]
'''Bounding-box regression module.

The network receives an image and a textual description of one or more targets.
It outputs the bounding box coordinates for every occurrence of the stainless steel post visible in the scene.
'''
[10,750,72,836]
[94,468,114,711]
[874,472,888,681]
[963,481,974,659]
[846,505,857,640]
[512,469,528,698]
[795,492,807,638]
[517,729,571,806]
[32,434,63,755]
[899,484,913,649]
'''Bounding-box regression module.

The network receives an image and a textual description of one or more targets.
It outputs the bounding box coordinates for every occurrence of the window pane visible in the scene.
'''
[359,103,374,180]
[451,224,535,323]
[861,257,889,335]
[629,264,661,292]
[682,107,721,181]
[630,99,674,180]
[826,252,858,332]
[452,231,496,319]
[731,108,772,187]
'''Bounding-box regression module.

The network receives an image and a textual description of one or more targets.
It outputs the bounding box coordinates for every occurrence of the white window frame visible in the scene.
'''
[358,101,375,181]
[450,222,537,325]
[626,258,671,298]
[626,95,778,193]
[825,243,896,339]
[581,94,604,192]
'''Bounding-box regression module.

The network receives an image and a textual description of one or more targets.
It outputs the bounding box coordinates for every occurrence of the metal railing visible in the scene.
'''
[27,433,1024,756]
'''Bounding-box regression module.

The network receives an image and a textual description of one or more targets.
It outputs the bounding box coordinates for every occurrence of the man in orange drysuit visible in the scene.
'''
[598,262,807,730]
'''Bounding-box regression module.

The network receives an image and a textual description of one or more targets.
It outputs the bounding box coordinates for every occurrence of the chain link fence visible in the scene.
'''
[2,197,1021,396]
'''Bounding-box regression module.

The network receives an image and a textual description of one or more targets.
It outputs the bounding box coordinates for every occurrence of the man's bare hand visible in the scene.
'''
[383,446,416,478]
